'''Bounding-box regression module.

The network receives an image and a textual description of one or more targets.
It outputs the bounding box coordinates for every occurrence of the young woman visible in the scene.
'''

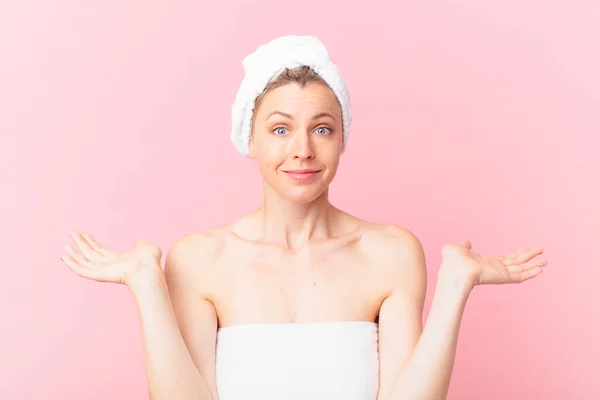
[61,36,548,400]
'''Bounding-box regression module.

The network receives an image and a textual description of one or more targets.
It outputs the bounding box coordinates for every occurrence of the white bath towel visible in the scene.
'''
[231,35,352,156]
[215,321,379,400]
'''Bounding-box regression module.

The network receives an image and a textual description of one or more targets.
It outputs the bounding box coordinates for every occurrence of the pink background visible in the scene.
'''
[1,1,598,399]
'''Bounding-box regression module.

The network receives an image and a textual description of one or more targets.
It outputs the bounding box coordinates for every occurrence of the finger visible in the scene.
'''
[61,254,102,280]
[504,248,544,265]
[516,266,544,283]
[64,244,92,267]
[61,254,85,276]
[505,248,528,259]
[507,258,548,274]
[70,232,102,261]
[81,233,112,257]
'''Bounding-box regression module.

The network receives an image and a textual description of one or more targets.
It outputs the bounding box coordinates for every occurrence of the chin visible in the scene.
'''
[281,184,326,204]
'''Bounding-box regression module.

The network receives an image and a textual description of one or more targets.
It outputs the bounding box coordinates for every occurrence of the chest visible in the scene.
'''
[212,245,382,326]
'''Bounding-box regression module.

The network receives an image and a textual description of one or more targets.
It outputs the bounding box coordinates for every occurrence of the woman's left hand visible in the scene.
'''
[439,241,548,288]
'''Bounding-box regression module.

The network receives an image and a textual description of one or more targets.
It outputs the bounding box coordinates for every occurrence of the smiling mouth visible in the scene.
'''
[283,170,322,181]
[284,170,321,174]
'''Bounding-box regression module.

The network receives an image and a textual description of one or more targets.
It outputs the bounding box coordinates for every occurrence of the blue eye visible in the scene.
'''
[274,127,288,136]
[315,127,331,135]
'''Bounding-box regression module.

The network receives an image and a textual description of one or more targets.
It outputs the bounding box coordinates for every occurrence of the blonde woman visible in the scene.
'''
[61,36,548,400]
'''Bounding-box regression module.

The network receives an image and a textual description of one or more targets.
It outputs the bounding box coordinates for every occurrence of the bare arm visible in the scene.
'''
[376,229,473,400]
[129,234,217,400]
[375,229,428,400]
[62,232,216,400]
[383,271,472,400]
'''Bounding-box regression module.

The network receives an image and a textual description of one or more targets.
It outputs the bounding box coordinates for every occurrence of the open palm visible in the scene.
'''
[441,241,548,286]
[61,232,162,286]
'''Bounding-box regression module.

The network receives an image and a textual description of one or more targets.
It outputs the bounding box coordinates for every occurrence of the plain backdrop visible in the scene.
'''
[1,1,598,399]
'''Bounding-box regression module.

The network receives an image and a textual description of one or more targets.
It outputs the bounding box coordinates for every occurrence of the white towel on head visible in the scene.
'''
[231,35,352,157]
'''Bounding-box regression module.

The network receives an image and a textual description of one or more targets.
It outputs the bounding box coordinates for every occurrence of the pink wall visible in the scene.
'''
[1,1,598,399]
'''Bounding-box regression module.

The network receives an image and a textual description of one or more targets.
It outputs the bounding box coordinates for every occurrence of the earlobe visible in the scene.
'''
[248,139,256,159]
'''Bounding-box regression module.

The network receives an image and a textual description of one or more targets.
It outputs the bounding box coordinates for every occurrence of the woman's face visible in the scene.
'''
[249,82,344,203]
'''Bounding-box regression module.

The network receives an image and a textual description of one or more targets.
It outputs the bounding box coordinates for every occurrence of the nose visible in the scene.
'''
[290,131,315,160]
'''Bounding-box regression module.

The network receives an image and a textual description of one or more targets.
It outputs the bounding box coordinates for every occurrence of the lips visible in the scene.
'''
[283,169,322,182]
[284,169,321,174]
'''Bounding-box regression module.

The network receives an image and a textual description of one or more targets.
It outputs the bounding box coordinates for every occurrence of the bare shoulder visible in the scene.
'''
[163,226,232,296]
[334,211,425,265]
[355,220,428,295]
[359,222,423,253]
[164,211,262,277]
[167,227,229,263]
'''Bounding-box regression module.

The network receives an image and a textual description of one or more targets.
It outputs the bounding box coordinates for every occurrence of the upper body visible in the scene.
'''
[62,35,546,400]
[166,212,427,399]
[164,57,428,399]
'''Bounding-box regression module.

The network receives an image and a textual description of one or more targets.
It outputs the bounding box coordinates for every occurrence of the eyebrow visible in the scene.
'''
[266,111,336,121]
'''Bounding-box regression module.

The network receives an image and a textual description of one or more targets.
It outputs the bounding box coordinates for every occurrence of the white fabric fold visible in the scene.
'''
[231,35,352,156]
[215,321,379,399]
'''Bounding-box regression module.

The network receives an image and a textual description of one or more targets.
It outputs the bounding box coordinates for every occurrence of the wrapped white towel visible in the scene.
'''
[231,35,352,156]
[215,321,379,399]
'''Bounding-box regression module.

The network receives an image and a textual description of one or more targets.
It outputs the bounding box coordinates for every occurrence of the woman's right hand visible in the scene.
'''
[61,232,163,287]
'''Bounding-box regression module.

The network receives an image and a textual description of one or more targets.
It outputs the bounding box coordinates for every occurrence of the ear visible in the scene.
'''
[247,135,256,159]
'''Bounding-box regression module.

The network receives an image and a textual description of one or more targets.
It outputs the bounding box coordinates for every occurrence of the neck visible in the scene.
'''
[257,184,336,250]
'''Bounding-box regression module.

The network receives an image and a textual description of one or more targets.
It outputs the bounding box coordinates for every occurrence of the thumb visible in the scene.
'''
[135,239,162,257]
[460,240,472,249]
